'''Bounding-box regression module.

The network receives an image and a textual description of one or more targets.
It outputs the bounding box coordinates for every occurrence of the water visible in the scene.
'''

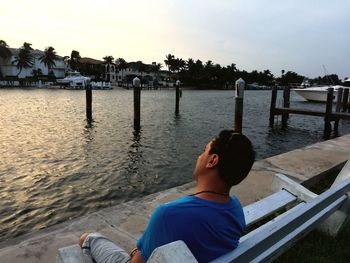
[0,88,349,240]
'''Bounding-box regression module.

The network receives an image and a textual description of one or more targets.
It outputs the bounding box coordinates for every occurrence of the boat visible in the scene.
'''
[344,78,350,87]
[91,81,112,89]
[292,85,348,102]
[57,71,91,89]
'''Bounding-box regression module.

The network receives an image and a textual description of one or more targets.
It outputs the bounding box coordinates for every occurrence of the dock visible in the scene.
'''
[1,134,350,262]
[269,87,350,138]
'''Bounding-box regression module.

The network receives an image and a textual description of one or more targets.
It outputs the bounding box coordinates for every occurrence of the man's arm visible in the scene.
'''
[135,206,170,261]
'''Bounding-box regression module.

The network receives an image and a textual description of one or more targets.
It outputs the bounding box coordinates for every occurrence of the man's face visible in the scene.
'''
[193,141,213,180]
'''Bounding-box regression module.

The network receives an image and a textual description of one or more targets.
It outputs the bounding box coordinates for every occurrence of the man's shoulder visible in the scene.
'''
[160,196,241,209]
[154,196,202,215]
[161,196,195,209]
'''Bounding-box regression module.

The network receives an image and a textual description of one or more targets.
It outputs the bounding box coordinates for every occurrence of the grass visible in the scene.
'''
[274,167,350,263]
[274,222,350,263]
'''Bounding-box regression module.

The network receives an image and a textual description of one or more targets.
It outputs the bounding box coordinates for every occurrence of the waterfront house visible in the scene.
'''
[74,57,117,83]
[0,48,66,79]
[116,62,173,87]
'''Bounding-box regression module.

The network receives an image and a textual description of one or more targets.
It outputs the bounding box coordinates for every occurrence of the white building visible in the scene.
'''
[0,48,66,78]
[104,63,117,82]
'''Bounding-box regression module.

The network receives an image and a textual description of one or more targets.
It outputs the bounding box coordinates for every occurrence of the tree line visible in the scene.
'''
[0,40,345,88]
[163,54,344,89]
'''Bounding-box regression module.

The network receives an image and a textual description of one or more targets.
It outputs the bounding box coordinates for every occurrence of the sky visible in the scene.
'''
[1,0,349,79]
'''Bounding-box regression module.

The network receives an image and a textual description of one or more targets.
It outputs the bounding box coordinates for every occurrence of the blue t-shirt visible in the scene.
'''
[137,195,246,262]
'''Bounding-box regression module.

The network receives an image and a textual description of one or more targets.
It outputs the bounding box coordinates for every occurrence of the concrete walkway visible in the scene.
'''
[1,134,350,263]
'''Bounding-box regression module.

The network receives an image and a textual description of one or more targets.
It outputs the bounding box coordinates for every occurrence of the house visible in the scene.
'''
[116,62,172,86]
[76,57,118,83]
[0,48,66,79]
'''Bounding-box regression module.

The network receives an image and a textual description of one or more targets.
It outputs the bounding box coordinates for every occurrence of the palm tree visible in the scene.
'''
[115,57,127,82]
[177,58,185,73]
[12,44,34,76]
[0,40,11,59]
[204,60,214,82]
[186,58,195,71]
[205,60,213,69]
[164,54,175,72]
[0,40,12,78]
[39,46,58,74]
[23,42,33,50]
[70,50,81,70]
[103,56,114,64]
[228,63,237,72]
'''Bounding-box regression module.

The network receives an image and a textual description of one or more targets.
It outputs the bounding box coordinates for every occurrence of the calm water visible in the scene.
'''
[0,88,349,240]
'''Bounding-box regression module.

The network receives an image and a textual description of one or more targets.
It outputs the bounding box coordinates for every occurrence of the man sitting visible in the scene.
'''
[79,129,255,263]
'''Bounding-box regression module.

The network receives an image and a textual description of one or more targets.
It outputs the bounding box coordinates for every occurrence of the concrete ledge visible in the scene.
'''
[148,241,198,263]
[56,245,86,263]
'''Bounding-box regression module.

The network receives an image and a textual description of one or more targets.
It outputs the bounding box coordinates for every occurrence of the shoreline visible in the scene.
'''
[0,83,276,91]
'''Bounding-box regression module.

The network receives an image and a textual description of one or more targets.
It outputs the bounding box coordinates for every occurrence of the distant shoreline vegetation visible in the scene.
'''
[0,40,347,90]
[163,53,345,89]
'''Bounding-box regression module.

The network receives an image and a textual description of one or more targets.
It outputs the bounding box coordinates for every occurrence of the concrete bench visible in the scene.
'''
[57,160,350,263]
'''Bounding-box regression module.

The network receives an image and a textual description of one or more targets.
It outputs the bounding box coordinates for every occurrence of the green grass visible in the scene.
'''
[275,167,350,262]
[274,221,350,263]
[243,167,350,262]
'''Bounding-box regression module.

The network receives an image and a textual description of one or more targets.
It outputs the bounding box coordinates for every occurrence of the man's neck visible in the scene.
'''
[192,185,231,203]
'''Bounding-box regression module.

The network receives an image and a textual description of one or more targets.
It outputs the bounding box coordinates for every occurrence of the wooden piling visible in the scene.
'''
[269,86,278,127]
[324,88,334,139]
[86,84,92,121]
[281,87,290,129]
[175,80,180,115]
[234,78,245,133]
[133,77,141,131]
[333,88,343,135]
[342,88,349,112]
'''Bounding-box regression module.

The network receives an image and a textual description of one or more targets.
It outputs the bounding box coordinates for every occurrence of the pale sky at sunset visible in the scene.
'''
[1,0,349,79]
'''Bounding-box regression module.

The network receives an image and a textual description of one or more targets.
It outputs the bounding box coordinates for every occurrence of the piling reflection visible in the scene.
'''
[86,117,93,127]
[84,121,95,142]
[174,112,181,123]
[126,130,143,174]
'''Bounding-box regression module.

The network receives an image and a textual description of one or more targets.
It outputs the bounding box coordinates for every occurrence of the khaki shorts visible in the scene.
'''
[82,233,131,263]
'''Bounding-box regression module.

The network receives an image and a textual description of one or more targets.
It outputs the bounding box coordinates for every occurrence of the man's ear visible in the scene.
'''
[206,154,219,168]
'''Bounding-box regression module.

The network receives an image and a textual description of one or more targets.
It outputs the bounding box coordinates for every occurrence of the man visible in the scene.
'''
[79,129,255,263]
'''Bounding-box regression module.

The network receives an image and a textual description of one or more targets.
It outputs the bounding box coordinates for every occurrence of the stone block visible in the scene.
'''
[148,240,197,263]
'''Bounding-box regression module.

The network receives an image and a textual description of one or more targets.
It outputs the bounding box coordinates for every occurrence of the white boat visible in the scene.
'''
[91,81,112,89]
[292,85,347,102]
[344,78,350,87]
[57,71,90,89]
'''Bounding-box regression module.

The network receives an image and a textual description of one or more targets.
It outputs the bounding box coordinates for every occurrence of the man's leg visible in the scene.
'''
[80,232,131,263]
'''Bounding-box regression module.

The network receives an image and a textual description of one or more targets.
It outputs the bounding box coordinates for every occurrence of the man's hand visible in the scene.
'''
[79,232,89,247]
[130,248,145,263]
